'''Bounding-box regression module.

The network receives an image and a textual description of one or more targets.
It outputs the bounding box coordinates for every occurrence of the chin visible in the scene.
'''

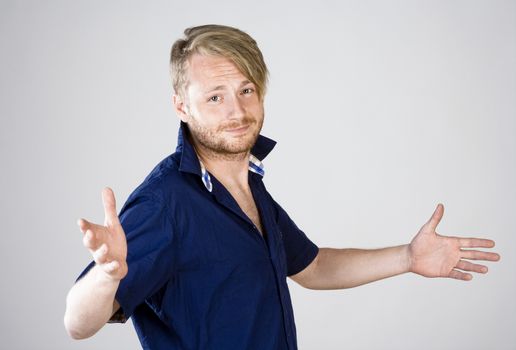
[219,134,258,154]
[189,118,263,156]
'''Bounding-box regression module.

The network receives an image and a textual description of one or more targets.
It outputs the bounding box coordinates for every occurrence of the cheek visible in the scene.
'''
[242,98,263,114]
[191,105,223,126]
[249,104,264,119]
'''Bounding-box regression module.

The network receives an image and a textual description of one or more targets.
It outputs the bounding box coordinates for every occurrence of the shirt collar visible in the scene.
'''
[176,121,276,192]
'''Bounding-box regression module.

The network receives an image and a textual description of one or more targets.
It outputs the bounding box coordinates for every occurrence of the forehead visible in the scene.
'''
[186,53,247,88]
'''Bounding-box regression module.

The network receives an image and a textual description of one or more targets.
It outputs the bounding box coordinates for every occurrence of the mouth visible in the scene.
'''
[225,124,250,135]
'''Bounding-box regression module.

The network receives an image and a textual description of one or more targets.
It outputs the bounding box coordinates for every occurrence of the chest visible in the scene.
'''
[172,178,290,275]
[229,189,263,235]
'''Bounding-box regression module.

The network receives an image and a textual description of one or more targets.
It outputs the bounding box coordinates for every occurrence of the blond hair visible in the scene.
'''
[170,24,269,100]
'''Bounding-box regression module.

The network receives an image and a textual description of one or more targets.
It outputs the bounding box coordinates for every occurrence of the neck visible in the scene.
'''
[189,135,251,190]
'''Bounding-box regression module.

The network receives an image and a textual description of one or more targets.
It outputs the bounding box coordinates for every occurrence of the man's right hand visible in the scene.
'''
[77,187,128,281]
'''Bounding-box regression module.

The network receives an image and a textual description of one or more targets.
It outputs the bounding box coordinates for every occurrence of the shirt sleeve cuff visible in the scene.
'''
[287,241,319,276]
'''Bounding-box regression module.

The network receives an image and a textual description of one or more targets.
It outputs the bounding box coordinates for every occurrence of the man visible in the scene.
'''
[64,24,500,349]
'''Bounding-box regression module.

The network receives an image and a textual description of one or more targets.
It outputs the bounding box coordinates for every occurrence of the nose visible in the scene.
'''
[227,93,246,119]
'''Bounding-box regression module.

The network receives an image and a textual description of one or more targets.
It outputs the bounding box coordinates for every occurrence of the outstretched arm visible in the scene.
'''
[290,204,500,289]
[64,188,128,339]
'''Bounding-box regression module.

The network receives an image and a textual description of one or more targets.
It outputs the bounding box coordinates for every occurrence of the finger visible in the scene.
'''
[458,237,496,248]
[103,260,120,273]
[77,218,91,233]
[93,243,109,264]
[448,269,472,281]
[460,250,501,261]
[425,203,444,231]
[102,187,119,226]
[82,229,96,249]
[82,228,104,251]
[456,260,488,274]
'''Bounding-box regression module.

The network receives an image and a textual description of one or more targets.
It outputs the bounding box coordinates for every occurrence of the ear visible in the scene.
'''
[172,93,189,123]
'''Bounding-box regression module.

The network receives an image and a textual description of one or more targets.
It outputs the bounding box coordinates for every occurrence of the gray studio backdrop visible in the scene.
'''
[1,1,514,349]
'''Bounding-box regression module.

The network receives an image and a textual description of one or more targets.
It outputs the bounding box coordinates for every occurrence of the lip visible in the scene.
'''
[225,125,250,134]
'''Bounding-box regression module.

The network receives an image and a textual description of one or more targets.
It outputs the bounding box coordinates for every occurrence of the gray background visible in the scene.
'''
[1,0,514,349]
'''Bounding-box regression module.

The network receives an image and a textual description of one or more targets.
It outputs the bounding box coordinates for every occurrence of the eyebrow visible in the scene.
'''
[203,80,252,94]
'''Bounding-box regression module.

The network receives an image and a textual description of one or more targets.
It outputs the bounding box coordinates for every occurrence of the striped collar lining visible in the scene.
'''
[199,154,265,193]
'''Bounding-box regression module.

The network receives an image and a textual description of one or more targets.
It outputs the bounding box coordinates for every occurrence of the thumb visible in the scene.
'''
[425,203,444,231]
[102,187,119,226]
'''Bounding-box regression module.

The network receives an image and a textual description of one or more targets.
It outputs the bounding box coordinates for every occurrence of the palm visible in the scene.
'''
[410,226,461,278]
[408,204,499,281]
[84,220,126,264]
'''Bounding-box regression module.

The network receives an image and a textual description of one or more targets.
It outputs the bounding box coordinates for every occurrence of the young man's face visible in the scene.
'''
[174,53,264,158]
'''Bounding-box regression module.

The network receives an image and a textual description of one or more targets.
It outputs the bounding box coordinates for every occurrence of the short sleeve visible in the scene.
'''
[75,190,176,323]
[272,199,319,276]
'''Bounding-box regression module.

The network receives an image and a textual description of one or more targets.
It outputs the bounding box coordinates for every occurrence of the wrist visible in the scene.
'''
[402,244,413,274]
[93,263,124,285]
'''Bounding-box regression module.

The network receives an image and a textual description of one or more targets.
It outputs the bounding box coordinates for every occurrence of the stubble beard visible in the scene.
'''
[186,113,264,161]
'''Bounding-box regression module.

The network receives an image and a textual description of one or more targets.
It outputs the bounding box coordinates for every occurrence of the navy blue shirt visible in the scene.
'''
[77,122,319,349]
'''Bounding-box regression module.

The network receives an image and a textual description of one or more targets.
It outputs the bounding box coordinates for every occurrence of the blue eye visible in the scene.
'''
[209,95,221,102]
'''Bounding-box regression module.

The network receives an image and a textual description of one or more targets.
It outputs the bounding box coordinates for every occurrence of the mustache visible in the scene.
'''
[220,117,255,131]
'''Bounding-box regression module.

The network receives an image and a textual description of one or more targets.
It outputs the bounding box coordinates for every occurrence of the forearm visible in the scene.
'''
[303,245,411,290]
[64,264,120,339]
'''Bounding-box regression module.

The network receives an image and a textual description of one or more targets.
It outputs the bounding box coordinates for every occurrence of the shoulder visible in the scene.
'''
[124,152,201,210]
